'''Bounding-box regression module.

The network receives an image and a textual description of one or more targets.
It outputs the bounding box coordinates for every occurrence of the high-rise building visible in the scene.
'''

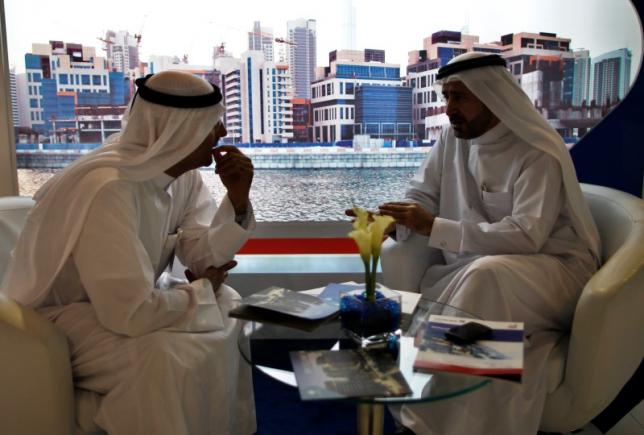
[413,30,599,141]
[217,51,294,143]
[248,21,274,62]
[24,41,128,139]
[342,0,357,50]
[15,73,30,128]
[572,50,591,107]
[292,98,311,142]
[213,42,230,65]
[592,48,632,105]
[406,56,443,141]
[148,55,186,73]
[311,49,407,142]
[148,54,221,88]
[216,55,244,143]
[104,30,140,73]
[264,63,294,142]
[9,68,18,127]
[354,85,412,140]
[364,49,385,63]
[287,19,316,99]
[407,31,502,140]
[500,32,574,111]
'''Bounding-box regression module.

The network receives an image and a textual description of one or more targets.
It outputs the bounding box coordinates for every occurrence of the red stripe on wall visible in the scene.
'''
[238,238,358,254]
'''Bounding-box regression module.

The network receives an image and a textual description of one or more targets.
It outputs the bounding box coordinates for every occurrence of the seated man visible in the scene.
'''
[377,53,600,434]
[2,71,256,435]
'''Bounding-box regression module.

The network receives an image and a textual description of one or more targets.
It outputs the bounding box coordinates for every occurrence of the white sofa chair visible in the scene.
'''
[381,183,644,433]
[0,197,78,435]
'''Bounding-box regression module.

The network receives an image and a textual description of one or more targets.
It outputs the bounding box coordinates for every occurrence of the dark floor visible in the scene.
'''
[253,367,398,435]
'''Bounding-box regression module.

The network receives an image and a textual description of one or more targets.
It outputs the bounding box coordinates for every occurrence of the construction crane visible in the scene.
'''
[246,27,296,47]
[134,14,147,49]
[216,42,226,57]
[97,37,114,52]
[275,37,297,47]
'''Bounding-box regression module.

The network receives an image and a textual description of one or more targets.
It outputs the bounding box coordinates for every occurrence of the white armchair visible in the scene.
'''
[0,197,75,435]
[380,183,644,433]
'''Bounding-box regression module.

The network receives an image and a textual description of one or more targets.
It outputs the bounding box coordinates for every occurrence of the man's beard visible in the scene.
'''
[450,112,497,139]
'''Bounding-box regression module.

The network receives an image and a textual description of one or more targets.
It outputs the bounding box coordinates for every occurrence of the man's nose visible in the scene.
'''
[445,98,456,117]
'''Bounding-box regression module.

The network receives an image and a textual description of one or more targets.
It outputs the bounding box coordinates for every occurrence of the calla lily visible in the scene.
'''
[348,206,393,302]
[349,228,372,265]
[352,206,370,231]
[368,214,395,258]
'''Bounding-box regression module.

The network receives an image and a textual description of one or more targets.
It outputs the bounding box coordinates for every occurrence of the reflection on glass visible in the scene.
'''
[6,1,641,219]
[241,312,489,404]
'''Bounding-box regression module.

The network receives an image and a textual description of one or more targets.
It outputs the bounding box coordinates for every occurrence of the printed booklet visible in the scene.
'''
[290,348,412,400]
[228,286,339,331]
[413,315,524,382]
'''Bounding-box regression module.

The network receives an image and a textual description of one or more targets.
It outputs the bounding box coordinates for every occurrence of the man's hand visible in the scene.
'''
[184,261,238,293]
[378,202,435,236]
[213,146,253,215]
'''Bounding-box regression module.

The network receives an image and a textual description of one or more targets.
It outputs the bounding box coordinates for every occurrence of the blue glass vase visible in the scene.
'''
[339,288,402,345]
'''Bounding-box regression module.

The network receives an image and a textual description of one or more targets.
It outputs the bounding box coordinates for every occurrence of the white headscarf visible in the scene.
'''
[435,52,601,264]
[2,71,225,307]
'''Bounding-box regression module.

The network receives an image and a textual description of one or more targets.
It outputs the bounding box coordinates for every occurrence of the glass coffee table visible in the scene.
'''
[238,296,491,435]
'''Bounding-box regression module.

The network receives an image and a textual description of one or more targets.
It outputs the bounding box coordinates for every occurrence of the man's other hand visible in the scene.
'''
[213,146,253,215]
[378,202,434,236]
[184,261,238,293]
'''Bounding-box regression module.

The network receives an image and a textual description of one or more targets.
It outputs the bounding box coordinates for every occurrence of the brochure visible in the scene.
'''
[317,282,364,306]
[228,286,339,331]
[289,348,412,400]
[413,315,524,382]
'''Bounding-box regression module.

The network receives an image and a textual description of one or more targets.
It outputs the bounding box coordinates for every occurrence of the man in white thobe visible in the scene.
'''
[377,53,600,435]
[2,71,256,435]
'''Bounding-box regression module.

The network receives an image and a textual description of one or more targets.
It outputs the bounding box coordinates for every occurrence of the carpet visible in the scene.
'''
[253,367,398,434]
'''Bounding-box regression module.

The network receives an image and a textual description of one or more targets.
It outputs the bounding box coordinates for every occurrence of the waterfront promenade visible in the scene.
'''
[16,145,431,169]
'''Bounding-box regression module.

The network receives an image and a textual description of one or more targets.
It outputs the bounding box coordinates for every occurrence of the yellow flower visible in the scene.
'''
[348,206,393,301]
[349,228,372,264]
[352,206,369,231]
[368,214,395,257]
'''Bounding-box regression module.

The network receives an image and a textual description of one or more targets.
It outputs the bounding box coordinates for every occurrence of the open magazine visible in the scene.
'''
[413,315,524,382]
[228,286,339,331]
[290,348,412,400]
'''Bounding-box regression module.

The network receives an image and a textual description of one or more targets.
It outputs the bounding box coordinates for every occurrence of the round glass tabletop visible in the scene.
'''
[238,298,490,405]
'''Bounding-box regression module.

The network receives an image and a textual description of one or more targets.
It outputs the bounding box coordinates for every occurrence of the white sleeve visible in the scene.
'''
[428,153,564,255]
[395,128,445,242]
[73,181,224,337]
[174,172,255,277]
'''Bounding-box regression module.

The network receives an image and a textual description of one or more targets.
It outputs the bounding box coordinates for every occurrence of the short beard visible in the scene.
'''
[453,109,499,139]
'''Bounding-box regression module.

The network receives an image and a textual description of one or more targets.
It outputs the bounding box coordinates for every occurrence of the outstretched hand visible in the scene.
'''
[185,260,238,293]
[213,146,253,215]
[377,202,434,236]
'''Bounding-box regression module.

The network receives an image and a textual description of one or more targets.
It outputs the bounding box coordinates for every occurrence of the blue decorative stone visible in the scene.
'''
[339,290,401,340]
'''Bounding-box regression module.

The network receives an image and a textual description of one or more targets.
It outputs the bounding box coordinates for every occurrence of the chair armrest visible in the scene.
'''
[540,221,644,432]
[0,294,75,435]
[380,233,443,292]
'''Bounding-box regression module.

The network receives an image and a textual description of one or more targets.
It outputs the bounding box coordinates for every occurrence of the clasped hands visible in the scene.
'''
[345,201,435,236]
[184,261,237,294]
